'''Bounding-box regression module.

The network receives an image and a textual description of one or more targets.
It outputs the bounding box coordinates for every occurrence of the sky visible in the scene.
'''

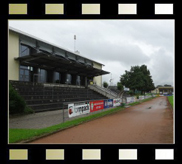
[9,20,174,87]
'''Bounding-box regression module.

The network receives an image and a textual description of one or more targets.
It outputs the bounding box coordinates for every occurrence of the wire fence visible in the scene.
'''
[58,95,156,124]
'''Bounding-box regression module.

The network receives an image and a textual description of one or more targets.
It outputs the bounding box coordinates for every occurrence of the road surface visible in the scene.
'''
[31,96,173,144]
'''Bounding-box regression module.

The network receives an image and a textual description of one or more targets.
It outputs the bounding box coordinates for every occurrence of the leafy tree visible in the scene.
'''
[117,82,123,91]
[103,81,108,88]
[120,65,155,94]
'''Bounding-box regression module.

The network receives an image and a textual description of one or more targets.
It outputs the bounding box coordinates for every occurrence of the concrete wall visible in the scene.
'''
[8,30,19,81]
[93,62,102,87]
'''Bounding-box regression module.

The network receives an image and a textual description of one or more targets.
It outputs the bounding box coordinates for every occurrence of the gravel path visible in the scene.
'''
[30,96,173,144]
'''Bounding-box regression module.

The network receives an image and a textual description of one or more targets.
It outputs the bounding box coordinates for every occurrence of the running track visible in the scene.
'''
[31,96,173,144]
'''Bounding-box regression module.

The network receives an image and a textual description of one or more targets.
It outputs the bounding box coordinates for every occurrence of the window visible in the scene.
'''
[38,69,47,83]
[19,65,30,81]
[53,72,60,83]
[66,74,72,84]
[20,44,35,57]
[76,76,80,85]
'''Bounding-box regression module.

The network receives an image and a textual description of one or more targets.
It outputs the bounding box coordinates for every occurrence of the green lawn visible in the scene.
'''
[167,95,174,109]
[9,97,156,143]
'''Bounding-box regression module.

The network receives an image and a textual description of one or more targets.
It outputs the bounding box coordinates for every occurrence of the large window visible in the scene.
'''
[38,69,47,83]
[53,72,60,83]
[19,65,30,81]
[76,76,80,85]
[20,44,35,57]
[66,74,72,84]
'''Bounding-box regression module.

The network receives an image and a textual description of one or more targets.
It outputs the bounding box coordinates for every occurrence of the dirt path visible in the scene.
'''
[31,96,173,144]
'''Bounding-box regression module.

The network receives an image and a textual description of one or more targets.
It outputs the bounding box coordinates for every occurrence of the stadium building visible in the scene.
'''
[8,27,109,87]
[8,27,115,112]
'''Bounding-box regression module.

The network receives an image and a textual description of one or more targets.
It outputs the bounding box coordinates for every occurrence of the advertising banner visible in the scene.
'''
[113,98,121,107]
[104,99,113,109]
[68,102,90,118]
[139,96,144,100]
[126,97,132,104]
[131,96,135,103]
[90,100,104,112]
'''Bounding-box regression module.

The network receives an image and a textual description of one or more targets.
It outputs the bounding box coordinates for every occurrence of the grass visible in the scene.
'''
[9,106,124,143]
[167,95,174,109]
[9,97,156,143]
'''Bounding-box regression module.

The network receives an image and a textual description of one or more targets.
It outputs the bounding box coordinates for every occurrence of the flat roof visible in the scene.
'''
[9,26,105,66]
[15,51,109,77]
[157,87,173,89]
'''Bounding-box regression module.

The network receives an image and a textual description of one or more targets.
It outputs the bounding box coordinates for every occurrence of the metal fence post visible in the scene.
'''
[63,105,64,123]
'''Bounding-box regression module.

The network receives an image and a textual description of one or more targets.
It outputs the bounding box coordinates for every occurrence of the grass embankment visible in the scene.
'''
[9,97,155,143]
[9,106,124,143]
[167,95,174,109]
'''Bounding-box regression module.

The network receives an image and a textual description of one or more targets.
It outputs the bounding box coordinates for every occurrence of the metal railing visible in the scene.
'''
[88,84,118,99]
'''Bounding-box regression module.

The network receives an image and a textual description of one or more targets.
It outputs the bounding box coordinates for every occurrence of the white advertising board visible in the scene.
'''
[68,102,90,118]
[126,97,132,104]
[113,98,122,107]
[139,96,144,100]
[126,97,135,104]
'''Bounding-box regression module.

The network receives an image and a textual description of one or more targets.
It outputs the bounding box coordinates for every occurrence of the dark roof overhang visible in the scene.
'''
[15,50,110,77]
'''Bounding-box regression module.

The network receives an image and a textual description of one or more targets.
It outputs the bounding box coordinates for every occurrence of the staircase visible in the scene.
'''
[10,80,108,112]
[88,84,118,99]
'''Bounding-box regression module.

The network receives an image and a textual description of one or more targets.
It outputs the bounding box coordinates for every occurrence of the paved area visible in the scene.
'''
[9,110,66,129]
[9,105,115,129]
[30,96,173,144]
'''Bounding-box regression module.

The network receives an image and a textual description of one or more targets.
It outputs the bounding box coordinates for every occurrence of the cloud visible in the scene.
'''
[9,20,174,87]
[148,48,174,86]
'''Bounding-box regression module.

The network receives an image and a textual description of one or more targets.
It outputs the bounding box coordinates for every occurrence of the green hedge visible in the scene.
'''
[9,83,33,114]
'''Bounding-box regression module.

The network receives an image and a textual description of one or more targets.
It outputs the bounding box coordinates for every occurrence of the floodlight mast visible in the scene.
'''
[74,35,76,52]
[110,73,113,86]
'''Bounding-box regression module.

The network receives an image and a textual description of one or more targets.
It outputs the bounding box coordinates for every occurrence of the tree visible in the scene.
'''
[117,82,123,91]
[120,65,155,94]
[103,81,108,88]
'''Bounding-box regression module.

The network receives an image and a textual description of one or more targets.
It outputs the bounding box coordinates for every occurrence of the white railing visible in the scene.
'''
[88,84,118,99]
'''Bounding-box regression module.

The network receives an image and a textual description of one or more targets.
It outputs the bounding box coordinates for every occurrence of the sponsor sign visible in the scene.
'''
[131,96,135,103]
[126,97,135,104]
[90,100,104,112]
[68,102,90,118]
[139,96,144,100]
[113,98,121,107]
[104,99,113,109]
[126,97,132,104]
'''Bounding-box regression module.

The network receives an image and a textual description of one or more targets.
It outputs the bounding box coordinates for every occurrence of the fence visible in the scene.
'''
[58,94,155,124]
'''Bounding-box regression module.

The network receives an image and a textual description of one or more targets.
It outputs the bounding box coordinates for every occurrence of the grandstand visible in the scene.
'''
[8,27,113,112]
[10,80,108,112]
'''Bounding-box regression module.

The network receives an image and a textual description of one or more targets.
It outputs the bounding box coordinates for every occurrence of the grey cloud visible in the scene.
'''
[9,20,174,87]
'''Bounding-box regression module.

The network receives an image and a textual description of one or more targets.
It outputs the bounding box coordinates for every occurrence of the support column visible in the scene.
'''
[71,74,77,85]
[47,70,54,83]
[85,76,88,87]
[61,73,67,84]
[80,76,85,86]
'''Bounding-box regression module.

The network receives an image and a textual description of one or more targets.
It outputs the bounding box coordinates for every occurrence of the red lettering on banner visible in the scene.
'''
[90,100,104,112]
